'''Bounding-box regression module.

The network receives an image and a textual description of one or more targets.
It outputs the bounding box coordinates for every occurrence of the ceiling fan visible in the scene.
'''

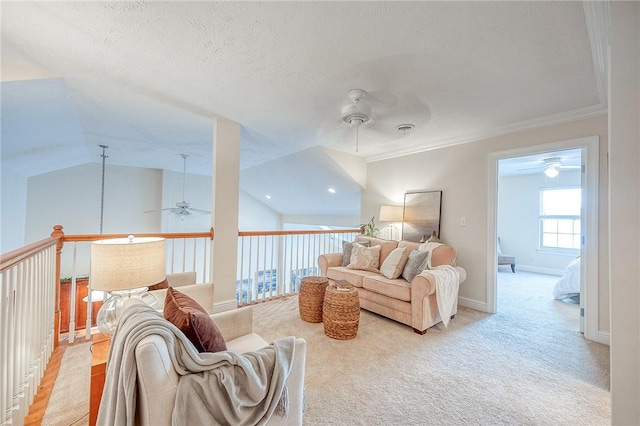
[519,156,581,178]
[318,88,430,153]
[145,154,210,220]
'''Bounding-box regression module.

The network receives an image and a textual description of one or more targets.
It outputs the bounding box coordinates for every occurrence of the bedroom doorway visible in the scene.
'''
[496,148,583,331]
[487,136,600,343]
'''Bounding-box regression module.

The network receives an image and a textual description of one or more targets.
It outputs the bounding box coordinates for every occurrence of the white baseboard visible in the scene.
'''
[458,297,489,313]
[515,265,564,276]
[212,299,238,313]
[595,331,610,345]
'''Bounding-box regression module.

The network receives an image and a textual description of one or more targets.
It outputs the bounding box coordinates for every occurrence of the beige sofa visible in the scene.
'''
[318,236,467,334]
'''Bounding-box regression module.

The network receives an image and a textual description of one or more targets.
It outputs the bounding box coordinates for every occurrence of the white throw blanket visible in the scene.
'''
[97,303,295,426]
[419,242,460,328]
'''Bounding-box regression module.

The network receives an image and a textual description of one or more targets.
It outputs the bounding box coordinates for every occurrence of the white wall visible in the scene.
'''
[609,2,640,422]
[498,170,581,274]
[363,115,609,331]
[238,190,281,231]
[1,167,28,253]
[25,163,163,276]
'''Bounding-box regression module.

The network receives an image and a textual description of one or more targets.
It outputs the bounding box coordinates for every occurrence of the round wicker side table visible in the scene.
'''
[298,276,329,323]
[323,285,360,340]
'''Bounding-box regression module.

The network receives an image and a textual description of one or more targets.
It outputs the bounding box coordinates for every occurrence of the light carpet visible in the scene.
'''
[45,271,609,425]
[42,340,91,425]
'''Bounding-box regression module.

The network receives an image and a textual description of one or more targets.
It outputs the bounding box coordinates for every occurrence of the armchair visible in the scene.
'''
[135,306,307,425]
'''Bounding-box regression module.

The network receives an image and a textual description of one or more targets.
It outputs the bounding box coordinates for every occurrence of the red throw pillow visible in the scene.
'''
[163,286,227,353]
[148,278,169,291]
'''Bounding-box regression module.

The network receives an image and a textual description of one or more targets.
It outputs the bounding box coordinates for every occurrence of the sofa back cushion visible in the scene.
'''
[355,236,398,265]
[166,271,197,287]
[397,240,420,253]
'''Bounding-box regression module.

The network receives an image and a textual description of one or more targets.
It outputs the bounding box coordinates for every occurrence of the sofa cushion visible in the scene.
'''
[326,267,379,287]
[163,287,227,353]
[362,275,412,302]
[380,247,409,279]
[402,250,429,282]
[354,236,399,265]
[342,240,370,267]
[347,244,381,272]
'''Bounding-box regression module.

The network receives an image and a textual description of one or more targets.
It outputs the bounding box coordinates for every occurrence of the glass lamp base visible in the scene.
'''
[96,286,157,335]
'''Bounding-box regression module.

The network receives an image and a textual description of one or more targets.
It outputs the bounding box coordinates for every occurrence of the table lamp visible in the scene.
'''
[379,205,404,240]
[91,235,166,335]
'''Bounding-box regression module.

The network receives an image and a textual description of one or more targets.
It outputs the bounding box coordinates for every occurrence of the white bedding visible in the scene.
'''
[553,257,580,300]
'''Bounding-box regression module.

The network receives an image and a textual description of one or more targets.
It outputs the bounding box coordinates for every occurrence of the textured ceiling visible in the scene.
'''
[1,1,605,216]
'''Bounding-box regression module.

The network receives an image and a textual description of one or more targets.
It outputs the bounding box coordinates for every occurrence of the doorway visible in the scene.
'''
[497,148,583,330]
[487,136,600,342]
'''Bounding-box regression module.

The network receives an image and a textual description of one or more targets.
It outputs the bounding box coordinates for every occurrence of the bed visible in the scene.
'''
[553,256,580,302]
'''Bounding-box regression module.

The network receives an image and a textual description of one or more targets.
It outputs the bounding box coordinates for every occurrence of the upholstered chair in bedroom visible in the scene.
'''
[497,237,516,273]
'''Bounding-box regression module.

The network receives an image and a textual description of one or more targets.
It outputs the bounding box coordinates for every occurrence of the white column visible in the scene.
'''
[210,117,241,312]
[609,2,640,423]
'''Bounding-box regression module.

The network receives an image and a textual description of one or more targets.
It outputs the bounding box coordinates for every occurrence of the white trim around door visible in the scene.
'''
[487,135,602,344]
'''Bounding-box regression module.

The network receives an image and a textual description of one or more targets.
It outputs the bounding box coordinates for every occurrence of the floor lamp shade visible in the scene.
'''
[379,205,403,222]
[91,236,166,335]
[91,236,166,291]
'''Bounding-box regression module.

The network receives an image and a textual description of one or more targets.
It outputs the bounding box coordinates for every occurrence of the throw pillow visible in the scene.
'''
[342,240,371,267]
[163,286,227,353]
[148,278,169,291]
[402,250,429,282]
[380,247,409,279]
[347,245,381,272]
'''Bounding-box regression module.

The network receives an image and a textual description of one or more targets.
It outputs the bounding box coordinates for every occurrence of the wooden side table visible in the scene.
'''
[89,334,110,426]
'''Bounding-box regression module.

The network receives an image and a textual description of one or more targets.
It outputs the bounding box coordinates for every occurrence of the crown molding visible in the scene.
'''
[366,103,607,163]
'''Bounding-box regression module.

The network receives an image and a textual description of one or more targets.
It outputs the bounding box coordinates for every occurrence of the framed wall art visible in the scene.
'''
[401,190,442,242]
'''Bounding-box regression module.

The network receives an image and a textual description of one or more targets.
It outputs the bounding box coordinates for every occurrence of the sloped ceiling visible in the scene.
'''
[1,1,606,215]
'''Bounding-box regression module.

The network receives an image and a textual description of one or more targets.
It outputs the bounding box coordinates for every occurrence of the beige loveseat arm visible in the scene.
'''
[410,266,467,333]
[318,253,343,276]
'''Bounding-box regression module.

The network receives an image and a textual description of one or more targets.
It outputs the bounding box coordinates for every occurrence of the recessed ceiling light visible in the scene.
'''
[328,188,336,194]
[265,194,272,199]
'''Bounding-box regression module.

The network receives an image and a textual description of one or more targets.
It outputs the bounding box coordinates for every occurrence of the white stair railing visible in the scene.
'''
[0,238,57,426]
[237,229,361,305]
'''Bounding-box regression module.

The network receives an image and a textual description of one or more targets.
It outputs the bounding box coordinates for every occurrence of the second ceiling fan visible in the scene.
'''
[145,154,210,220]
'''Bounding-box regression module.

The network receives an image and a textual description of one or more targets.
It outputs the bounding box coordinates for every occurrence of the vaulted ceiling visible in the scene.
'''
[1,2,606,217]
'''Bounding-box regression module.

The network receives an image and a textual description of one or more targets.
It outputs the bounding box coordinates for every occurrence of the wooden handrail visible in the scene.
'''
[239,228,362,237]
[0,237,59,273]
[62,227,215,243]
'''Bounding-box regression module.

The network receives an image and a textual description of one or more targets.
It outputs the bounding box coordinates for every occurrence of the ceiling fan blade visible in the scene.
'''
[188,208,211,214]
[144,207,178,213]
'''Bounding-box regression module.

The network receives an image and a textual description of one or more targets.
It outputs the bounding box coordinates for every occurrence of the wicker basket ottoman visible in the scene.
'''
[323,285,360,340]
[298,276,329,323]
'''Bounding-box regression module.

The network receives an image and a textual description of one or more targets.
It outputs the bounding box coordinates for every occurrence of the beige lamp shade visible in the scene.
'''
[91,236,166,291]
[379,205,404,222]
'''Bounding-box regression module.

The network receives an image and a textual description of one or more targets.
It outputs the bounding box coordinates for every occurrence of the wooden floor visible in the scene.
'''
[24,337,91,425]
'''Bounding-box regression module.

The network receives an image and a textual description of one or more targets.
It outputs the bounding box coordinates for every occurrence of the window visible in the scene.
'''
[540,187,581,250]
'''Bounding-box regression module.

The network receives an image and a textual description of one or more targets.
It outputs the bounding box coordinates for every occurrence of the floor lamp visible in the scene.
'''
[379,205,404,241]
